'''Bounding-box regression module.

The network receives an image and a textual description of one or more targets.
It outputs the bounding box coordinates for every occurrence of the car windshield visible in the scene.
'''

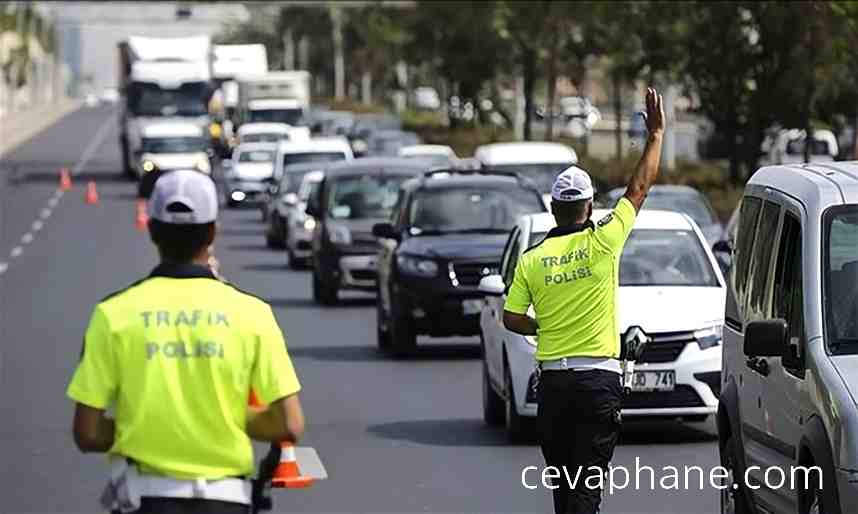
[242,133,286,143]
[129,82,208,116]
[825,207,858,349]
[487,162,576,192]
[327,175,406,220]
[249,108,303,125]
[642,192,717,227]
[238,150,274,163]
[409,187,544,234]
[141,137,206,154]
[283,152,345,168]
[619,229,719,286]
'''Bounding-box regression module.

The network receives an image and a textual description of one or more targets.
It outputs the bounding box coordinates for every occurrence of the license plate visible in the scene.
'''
[462,299,483,315]
[631,370,675,392]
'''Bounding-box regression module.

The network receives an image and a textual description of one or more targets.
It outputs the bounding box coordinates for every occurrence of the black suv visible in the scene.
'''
[305,157,434,305]
[373,170,547,356]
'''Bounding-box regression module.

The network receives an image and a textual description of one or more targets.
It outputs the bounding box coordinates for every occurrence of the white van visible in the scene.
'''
[137,121,210,179]
[272,137,354,182]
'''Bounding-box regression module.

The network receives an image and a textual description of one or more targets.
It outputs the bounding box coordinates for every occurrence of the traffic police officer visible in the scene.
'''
[503,88,665,514]
[67,169,305,514]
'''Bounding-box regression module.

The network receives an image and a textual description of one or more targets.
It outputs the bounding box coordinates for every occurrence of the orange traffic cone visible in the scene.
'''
[85,181,99,205]
[135,199,148,231]
[247,389,314,488]
[59,168,71,191]
[271,442,314,489]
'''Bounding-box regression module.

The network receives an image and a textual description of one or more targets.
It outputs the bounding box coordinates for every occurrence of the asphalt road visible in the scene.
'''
[0,105,721,514]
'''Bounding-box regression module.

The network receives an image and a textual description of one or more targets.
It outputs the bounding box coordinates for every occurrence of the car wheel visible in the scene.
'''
[483,355,505,426]
[720,435,752,514]
[504,363,530,442]
[389,294,416,358]
[376,290,392,352]
[287,248,298,269]
[312,267,338,305]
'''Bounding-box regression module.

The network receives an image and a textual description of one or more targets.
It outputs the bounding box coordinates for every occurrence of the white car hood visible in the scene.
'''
[618,286,725,333]
[142,152,205,170]
[233,162,273,180]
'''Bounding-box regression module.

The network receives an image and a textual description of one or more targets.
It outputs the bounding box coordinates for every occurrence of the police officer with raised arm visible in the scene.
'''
[67,169,305,514]
[503,88,665,514]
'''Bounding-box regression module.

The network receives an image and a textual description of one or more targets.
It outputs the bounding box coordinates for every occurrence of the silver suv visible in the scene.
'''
[720,162,858,514]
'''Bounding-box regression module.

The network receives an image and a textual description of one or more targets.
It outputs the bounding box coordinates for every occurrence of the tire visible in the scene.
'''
[483,356,505,426]
[376,290,392,352]
[120,136,134,178]
[312,267,338,305]
[504,363,531,442]
[389,292,416,358]
[720,434,752,514]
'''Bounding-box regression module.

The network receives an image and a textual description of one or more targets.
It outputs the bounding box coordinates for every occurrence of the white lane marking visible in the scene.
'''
[0,112,115,280]
[72,114,115,176]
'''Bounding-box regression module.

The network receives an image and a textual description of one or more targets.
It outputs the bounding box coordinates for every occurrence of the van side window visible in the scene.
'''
[502,229,522,287]
[733,197,762,312]
[773,213,803,369]
[745,201,781,321]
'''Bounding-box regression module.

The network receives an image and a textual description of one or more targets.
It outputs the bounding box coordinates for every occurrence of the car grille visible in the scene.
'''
[637,331,695,363]
[450,261,499,287]
[622,385,704,409]
[351,269,377,282]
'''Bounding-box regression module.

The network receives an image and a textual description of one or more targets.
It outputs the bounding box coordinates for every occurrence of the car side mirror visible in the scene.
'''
[372,222,399,241]
[744,319,788,357]
[712,240,732,255]
[283,192,298,205]
[478,274,505,296]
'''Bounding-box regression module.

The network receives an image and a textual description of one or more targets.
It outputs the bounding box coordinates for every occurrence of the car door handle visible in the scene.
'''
[746,357,770,377]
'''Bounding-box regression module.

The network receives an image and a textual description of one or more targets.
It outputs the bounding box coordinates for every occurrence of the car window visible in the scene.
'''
[283,152,346,168]
[141,137,206,153]
[299,179,321,202]
[773,213,803,367]
[825,206,858,351]
[502,228,522,287]
[486,163,575,192]
[642,192,716,227]
[733,196,762,312]
[745,201,781,321]
[238,150,275,163]
[242,133,286,143]
[408,187,544,234]
[619,229,719,287]
[326,175,405,220]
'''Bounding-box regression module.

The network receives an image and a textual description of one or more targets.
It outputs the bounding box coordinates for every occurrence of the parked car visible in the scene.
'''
[398,144,458,168]
[306,157,433,305]
[607,185,724,245]
[367,130,420,157]
[480,209,726,440]
[272,137,353,184]
[373,170,547,357]
[474,142,608,207]
[719,162,858,514]
[264,162,326,248]
[224,142,277,207]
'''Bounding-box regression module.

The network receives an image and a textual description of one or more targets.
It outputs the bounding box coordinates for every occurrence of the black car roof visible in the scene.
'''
[324,157,435,178]
[402,170,540,192]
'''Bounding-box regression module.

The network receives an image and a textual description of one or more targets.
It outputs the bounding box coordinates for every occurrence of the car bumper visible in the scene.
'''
[397,276,485,337]
[287,224,314,258]
[336,254,378,291]
[227,180,268,204]
[505,337,721,419]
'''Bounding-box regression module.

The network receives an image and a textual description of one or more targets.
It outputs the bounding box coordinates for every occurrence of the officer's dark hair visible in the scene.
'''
[148,203,215,262]
[551,199,592,225]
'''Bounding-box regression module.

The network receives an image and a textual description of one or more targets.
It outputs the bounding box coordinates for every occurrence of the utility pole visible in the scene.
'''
[330,5,345,101]
[283,27,295,70]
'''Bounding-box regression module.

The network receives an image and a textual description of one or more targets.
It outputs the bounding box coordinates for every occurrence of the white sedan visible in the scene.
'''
[479,209,726,441]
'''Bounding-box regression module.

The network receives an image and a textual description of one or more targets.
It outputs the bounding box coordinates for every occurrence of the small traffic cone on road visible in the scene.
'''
[85,181,99,205]
[59,168,72,191]
[135,199,149,231]
[271,442,314,489]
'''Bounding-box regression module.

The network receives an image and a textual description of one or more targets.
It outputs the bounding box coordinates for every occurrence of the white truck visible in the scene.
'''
[237,71,311,128]
[211,44,268,153]
[117,35,213,178]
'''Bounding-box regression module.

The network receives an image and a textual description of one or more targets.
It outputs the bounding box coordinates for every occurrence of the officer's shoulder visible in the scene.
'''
[98,277,152,306]
[219,280,273,311]
[522,237,547,256]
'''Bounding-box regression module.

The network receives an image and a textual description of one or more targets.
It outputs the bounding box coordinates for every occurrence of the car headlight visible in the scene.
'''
[396,255,439,277]
[194,156,211,174]
[328,223,352,245]
[695,324,723,350]
[141,160,156,173]
[304,217,316,231]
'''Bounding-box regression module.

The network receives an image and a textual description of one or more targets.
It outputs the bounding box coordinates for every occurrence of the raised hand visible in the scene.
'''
[641,87,665,137]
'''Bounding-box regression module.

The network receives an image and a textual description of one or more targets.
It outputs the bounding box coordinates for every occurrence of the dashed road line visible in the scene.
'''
[0,112,115,279]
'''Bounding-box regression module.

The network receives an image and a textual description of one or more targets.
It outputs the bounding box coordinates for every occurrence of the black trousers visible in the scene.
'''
[114,497,249,514]
[538,369,623,514]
